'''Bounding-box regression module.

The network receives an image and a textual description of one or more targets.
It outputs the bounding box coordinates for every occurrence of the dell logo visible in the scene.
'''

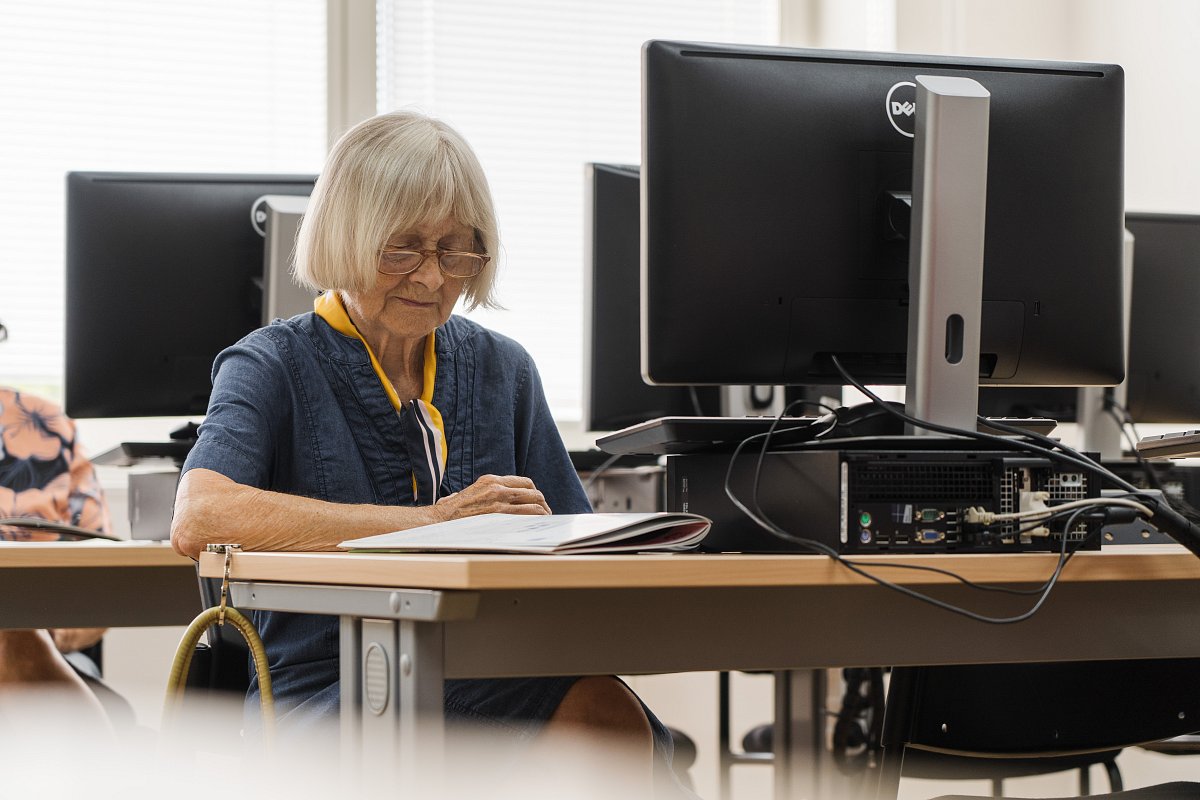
[885,81,917,138]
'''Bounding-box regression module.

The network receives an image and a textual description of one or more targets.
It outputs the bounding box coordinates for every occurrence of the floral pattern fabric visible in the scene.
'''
[0,388,110,541]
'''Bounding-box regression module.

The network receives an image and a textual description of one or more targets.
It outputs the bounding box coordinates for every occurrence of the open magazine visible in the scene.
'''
[339,512,712,555]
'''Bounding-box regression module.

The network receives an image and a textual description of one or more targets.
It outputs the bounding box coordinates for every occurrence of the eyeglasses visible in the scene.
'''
[379,248,490,279]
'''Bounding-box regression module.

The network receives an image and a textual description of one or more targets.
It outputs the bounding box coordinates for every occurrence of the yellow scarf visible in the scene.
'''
[314,290,448,497]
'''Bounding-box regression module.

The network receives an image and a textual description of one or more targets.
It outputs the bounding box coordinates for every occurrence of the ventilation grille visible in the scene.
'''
[849,462,993,503]
[1046,471,1091,539]
[1000,468,1018,537]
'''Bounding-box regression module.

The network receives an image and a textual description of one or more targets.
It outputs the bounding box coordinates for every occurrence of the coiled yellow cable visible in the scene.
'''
[162,605,275,745]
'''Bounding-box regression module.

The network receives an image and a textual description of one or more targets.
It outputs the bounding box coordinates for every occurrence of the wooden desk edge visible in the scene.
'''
[197,546,1200,591]
[1,541,195,568]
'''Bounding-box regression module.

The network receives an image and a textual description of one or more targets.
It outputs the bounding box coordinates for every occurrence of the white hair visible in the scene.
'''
[294,110,500,310]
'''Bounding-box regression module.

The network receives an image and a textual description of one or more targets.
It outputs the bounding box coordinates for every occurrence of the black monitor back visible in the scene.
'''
[642,41,1125,389]
[979,213,1200,424]
[583,163,719,431]
[1124,213,1200,422]
[65,172,316,418]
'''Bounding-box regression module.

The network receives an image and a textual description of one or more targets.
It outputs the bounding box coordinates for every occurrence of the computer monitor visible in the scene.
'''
[583,163,720,431]
[1123,213,1200,421]
[976,386,1078,423]
[641,41,1125,392]
[65,172,316,419]
[978,213,1200,424]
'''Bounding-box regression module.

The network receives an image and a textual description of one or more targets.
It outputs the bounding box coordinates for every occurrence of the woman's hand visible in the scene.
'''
[171,468,551,558]
[434,474,551,520]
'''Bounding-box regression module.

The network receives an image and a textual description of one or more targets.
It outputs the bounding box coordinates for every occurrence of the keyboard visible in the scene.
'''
[1136,430,1200,459]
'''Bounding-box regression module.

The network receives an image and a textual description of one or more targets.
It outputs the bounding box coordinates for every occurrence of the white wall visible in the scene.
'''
[1064,0,1200,213]
[888,0,1200,215]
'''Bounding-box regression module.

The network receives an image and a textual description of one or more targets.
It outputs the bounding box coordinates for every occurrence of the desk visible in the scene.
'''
[198,545,1200,796]
[1,541,200,629]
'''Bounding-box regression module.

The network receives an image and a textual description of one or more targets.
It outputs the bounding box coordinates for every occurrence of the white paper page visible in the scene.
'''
[340,512,693,552]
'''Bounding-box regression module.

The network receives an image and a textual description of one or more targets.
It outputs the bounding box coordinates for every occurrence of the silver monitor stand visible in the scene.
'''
[254,193,314,324]
[904,75,991,434]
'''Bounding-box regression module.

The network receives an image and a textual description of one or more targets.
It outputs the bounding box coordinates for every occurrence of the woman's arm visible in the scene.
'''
[171,467,550,559]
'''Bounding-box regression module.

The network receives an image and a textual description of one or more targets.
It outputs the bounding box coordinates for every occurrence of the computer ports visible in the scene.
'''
[916,529,946,544]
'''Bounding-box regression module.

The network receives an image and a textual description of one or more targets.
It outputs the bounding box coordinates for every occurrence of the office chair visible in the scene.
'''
[876,660,1200,799]
[729,666,1180,798]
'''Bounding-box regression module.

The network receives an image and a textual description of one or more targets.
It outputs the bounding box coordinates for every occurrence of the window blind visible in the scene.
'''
[0,0,326,396]
[376,0,780,419]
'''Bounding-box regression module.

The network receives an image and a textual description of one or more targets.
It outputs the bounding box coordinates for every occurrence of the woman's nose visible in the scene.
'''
[409,253,445,288]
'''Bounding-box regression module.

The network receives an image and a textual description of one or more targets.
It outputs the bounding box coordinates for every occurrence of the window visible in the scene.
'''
[0,0,326,398]
[377,0,780,419]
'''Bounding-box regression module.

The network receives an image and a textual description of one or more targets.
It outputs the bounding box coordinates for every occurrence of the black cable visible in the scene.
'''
[0,517,119,541]
[722,403,842,560]
[1110,404,1170,498]
[727,439,1099,622]
[826,356,1200,558]
[720,364,1160,621]
[1107,399,1200,524]
[581,452,625,496]
[725,407,1121,601]
[844,357,1141,496]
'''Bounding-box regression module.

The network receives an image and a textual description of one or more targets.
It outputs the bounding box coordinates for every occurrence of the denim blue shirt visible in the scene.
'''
[182,311,590,713]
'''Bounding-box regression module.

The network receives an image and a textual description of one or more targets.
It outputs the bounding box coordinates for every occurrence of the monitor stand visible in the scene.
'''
[903,74,991,434]
[720,385,784,417]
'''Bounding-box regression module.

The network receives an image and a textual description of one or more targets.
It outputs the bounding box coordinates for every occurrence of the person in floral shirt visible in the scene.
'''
[0,387,110,540]
[0,384,128,730]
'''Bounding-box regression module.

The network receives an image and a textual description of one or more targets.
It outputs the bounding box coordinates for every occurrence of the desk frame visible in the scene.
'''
[215,548,1200,798]
[1,542,199,629]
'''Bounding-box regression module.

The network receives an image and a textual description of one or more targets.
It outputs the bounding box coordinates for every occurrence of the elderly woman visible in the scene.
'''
[170,111,677,791]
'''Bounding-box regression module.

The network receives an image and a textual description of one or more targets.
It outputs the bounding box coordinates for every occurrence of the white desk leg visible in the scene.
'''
[355,618,446,791]
[340,615,363,766]
[773,669,828,800]
[398,618,446,783]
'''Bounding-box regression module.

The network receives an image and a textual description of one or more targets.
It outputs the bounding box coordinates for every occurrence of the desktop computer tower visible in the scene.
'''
[666,445,1103,554]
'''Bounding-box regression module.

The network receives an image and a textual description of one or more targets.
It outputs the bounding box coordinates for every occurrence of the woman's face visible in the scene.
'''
[342,217,474,343]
